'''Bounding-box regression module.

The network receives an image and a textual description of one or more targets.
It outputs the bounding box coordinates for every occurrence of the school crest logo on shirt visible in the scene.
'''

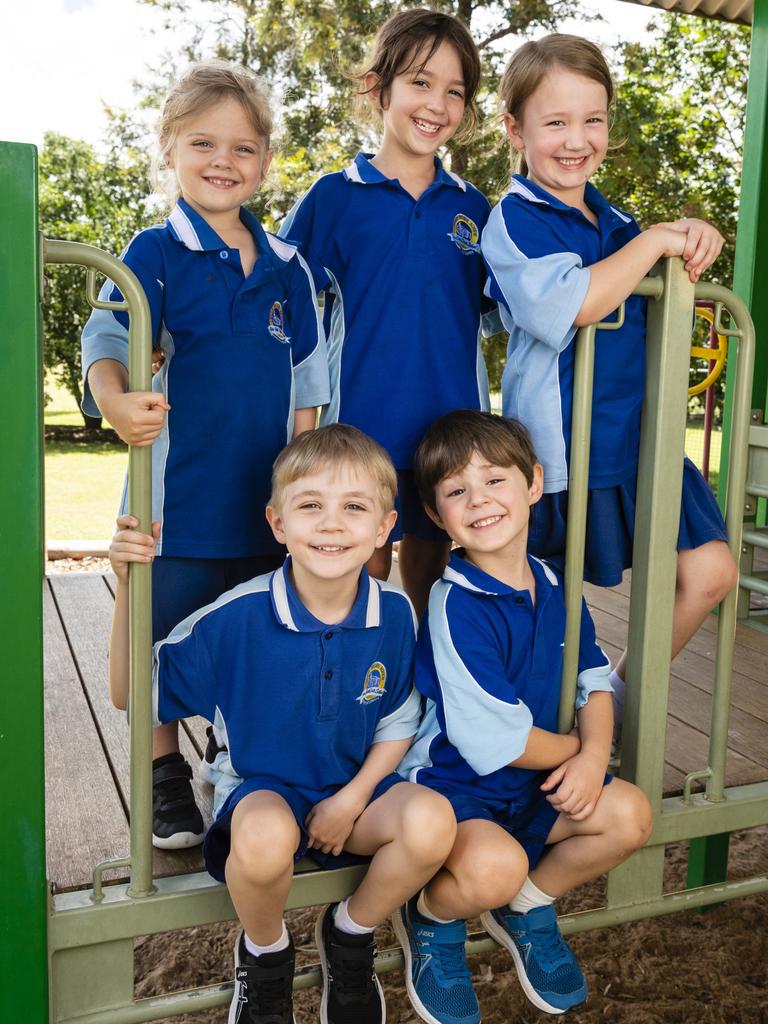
[357,662,387,704]
[267,301,290,344]
[447,214,480,255]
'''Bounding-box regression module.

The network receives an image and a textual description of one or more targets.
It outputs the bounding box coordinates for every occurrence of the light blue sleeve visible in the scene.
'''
[481,204,591,352]
[289,250,330,409]
[575,598,612,710]
[80,234,164,417]
[373,585,421,743]
[429,583,533,776]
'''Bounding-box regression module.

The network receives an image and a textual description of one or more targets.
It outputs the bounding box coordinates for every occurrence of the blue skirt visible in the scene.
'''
[528,457,728,587]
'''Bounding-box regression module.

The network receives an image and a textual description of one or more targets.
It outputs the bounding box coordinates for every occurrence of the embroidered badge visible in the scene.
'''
[357,662,387,704]
[267,300,290,343]
[447,214,480,255]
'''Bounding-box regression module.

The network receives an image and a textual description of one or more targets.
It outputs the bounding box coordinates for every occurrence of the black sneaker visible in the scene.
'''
[315,904,385,1024]
[229,930,295,1024]
[152,752,205,849]
[199,724,229,786]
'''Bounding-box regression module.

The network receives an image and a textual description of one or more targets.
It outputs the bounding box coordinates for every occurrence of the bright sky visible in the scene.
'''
[2,0,660,149]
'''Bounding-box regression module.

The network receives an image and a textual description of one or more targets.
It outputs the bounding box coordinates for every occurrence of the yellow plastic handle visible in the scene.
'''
[689,306,728,397]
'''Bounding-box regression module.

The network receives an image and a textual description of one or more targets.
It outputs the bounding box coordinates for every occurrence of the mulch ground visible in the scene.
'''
[134,826,768,1023]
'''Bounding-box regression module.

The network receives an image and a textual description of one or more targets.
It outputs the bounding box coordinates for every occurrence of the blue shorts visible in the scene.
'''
[202,773,406,883]
[151,553,284,643]
[390,470,449,544]
[529,457,728,587]
[430,774,612,870]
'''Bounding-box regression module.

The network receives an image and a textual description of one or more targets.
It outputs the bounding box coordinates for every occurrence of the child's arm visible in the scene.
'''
[305,737,412,855]
[88,359,170,447]
[509,727,581,770]
[540,692,613,821]
[576,220,724,326]
[292,406,318,436]
[108,515,159,710]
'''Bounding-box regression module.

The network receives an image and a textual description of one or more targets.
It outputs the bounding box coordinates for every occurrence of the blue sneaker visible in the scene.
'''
[480,904,587,1015]
[392,897,480,1024]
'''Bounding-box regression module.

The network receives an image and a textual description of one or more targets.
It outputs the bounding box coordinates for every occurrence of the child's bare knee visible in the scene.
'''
[400,790,457,864]
[229,813,296,883]
[457,843,528,909]
[611,785,652,850]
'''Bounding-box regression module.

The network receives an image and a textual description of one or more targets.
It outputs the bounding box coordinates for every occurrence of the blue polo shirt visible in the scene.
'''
[481,175,647,493]
[152,559,421,817]
[280,153,494,468]
[398,552,611,806]
[81,199,329,558]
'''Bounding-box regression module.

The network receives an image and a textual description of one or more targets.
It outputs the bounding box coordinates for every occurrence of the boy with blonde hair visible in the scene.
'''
[108,424,457,1024]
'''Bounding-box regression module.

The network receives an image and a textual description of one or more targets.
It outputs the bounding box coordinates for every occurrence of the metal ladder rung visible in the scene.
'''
[740,573,768,597]
[745,481,768,499]
[742,528,768,550]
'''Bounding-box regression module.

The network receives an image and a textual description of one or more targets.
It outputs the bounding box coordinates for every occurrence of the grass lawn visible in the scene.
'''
[45,378,127,541]
[45,379,723,542]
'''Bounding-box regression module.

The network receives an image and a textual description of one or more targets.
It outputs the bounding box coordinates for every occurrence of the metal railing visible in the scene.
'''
[43,245,768,1024]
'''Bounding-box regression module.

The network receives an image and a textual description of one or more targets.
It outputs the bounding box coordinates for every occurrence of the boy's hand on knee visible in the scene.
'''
[305,787,367,856]
[541,750,606,821]
[109,515,160,584]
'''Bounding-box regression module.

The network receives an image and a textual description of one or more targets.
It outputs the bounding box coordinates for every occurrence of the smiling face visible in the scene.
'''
[166,95,272,226]
[369,38,467,164]
[430,451,543,564]
[266,463,397,590]
[505,67,609,206]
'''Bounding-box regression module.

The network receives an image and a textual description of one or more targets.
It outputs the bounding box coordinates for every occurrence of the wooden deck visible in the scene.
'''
[44,569,768,895]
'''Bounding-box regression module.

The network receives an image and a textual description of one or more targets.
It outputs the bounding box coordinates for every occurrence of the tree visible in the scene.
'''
[40,120,152,423]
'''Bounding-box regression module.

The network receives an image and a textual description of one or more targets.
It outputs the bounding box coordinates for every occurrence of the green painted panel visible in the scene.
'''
[0,143,47,1021]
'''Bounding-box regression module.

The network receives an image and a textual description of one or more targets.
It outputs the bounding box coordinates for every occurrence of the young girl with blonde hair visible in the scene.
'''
[81,60,329,849]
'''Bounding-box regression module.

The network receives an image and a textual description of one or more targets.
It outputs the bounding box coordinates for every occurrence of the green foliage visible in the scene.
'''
[39,119,152,420]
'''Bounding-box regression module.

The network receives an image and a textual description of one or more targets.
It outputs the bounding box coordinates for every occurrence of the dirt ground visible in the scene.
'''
[135,826,768,1024]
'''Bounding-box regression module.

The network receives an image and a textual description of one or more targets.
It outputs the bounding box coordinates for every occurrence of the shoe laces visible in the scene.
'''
[239,967,292,1021]
[329,941,377,1001]
[155,776,192,813]
[529,919,571,967]
[430,940,471,984]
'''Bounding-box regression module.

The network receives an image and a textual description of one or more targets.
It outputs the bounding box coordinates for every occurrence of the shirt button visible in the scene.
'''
[220,250,229,260]
[414,211,422,219]
[324,631,333,640]
[324,670,333,680]
[515,596,525,605]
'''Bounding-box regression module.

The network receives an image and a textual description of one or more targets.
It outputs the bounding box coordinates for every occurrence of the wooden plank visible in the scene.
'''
[49,574,210,880]
[43,582,129,893]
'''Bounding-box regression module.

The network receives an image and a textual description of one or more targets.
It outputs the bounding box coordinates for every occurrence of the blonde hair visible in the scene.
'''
[499,34,614,175]
[153,60,273,205]
[270,424,397,512]
[350,8,481,147]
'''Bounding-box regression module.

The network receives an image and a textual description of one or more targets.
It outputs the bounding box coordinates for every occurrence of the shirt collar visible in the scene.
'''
[269,557,382,632]
[343,152,466,192]
[508,174,633,228]
[166,197,278,265]
[442,549,559,598]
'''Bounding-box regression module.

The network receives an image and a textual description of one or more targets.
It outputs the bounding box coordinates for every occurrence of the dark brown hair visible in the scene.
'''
[499,34,614,175]
[352,8,481,146]
[414,410,538,513]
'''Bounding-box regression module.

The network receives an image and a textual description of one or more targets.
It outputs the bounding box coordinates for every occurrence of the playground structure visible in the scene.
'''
[2,2,768,1021]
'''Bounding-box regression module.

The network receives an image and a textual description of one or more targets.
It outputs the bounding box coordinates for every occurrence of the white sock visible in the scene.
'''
[244,922,289,957]
[333,898,374,936]
[417,889,454,924]
[510,876,555,915]
[609,670,625,725]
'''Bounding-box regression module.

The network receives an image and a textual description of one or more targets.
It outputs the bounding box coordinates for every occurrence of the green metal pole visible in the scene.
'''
[0,142,47,1022]
[722,3,768,595]
[43,240,155,899]
[607,260,694,909]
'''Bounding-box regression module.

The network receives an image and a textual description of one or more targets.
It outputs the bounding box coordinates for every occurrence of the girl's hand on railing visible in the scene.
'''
[100,390,170,447]
[109,515,160,585]
[649,219,724,283]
